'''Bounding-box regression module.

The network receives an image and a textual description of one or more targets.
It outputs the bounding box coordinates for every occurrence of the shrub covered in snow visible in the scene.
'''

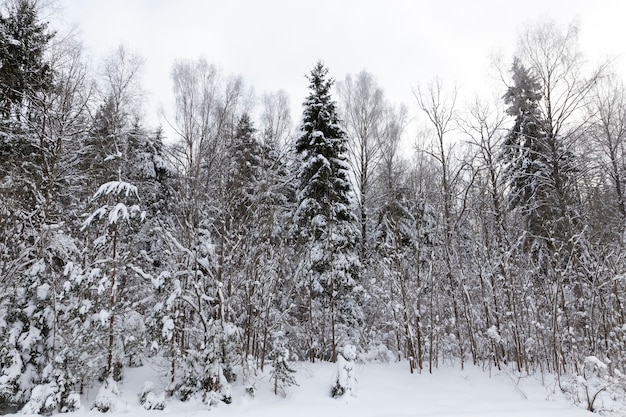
[561,356,626,414]
[139,381,166,411]
[173,347,232,407]
[20,383,60,415]
[93,378,120,413]
[331,344,357,398]
[359,343,394,363]
[61,392,81,413]
[241,355,258,398]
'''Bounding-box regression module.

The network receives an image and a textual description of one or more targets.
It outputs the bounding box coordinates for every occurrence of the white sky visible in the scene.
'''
[54,0,626,141]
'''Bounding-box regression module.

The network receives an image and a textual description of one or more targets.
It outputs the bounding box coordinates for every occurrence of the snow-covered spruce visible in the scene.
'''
[331,344,357,398]
[20,383,60,415]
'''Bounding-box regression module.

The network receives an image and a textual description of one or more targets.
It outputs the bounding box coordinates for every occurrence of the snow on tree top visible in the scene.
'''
[92,181,139,200]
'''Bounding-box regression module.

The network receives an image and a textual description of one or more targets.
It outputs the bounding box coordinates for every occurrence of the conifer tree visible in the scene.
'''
[503,58,579,244]
[0,0,53,120]
[292,62,361,362]
[502,58,547,237]
[269,331,297,397]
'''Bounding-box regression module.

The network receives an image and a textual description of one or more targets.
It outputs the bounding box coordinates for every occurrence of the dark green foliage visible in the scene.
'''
[292,62,362,361]
[294,62,355,234]
[225,113,265,224]
[503,57,546,213]
[502,58,579,244]
[330,381,345,398]
[0,0,53,119]
[293,61,360,296]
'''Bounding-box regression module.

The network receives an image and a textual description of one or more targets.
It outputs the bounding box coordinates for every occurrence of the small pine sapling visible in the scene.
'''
[81,180,146,383]
[242,355,258,397]
[269,332,298,397]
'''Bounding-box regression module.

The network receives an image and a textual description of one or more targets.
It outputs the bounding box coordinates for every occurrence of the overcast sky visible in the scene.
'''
[55,0,626,140]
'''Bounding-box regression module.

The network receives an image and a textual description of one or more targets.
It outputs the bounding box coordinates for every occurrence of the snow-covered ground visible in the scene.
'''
[21,360,595,417]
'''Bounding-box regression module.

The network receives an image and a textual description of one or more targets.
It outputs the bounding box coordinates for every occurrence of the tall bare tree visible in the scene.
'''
[337,70,386,262]
[260,89,292,147]
[586,75,626,239]
[415,79,478,369]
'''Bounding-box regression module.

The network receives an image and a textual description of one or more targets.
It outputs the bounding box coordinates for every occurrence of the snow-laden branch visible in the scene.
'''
[108,203,143,224]
[81,206,108,230]
[92,181,139,200]
[82,181,145,230]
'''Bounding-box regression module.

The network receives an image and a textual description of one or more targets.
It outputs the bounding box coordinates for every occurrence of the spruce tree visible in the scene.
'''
[503,58,548,237]
[503,58,579,245]
[293,62,361,362]
[0,0,53,120]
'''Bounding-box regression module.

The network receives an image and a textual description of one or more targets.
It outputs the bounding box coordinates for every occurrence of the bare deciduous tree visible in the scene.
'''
[415,79,479,369]
[586,75,626,237]
[338,70,386,261]
[100,45,145,134]
[260,89,292,147]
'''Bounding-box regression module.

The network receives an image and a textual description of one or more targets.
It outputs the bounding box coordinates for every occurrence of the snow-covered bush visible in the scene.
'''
[61,392,81,413]
[561,356,626,414]
[173,347,232,407]
[359,343,394,363]
[20,383,60,415]
[92,377,120,413]
[0,346,26,411]
[241,355,258,398]
[122,310,147,368]
[331,344,357,398]
[139,381,166,411]
[18,362,82,415]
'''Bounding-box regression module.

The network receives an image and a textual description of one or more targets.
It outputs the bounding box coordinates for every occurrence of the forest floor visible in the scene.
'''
[20,359,604,416]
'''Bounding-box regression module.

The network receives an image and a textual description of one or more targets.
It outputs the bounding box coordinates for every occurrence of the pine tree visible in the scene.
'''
[81,180,145,382]
[503,58,546,213]
[268,331,297,397]
[292,62,361,362]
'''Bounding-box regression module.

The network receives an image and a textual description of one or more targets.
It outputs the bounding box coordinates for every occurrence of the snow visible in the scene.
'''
[81,206,107,230]
[103,152,123,162]
[332,345,356,397]
[92,181,139,200]
[108,203,142,224]
[0,351,22,385]
[18,326,41,351]
[487,325,502,343]
[16,360,594,417]
[28,259,45,276]
[21,382,67,415]
[93,378,121,413]
[161,316,174,340]
[108,203,129,224]
[98,310,110,326]
[36,283,50,300]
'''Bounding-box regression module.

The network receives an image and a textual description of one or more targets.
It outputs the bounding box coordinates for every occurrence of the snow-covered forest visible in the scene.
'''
[1,0,626,414]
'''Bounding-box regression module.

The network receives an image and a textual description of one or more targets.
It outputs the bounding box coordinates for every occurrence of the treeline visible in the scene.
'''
[0,0,625,413]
